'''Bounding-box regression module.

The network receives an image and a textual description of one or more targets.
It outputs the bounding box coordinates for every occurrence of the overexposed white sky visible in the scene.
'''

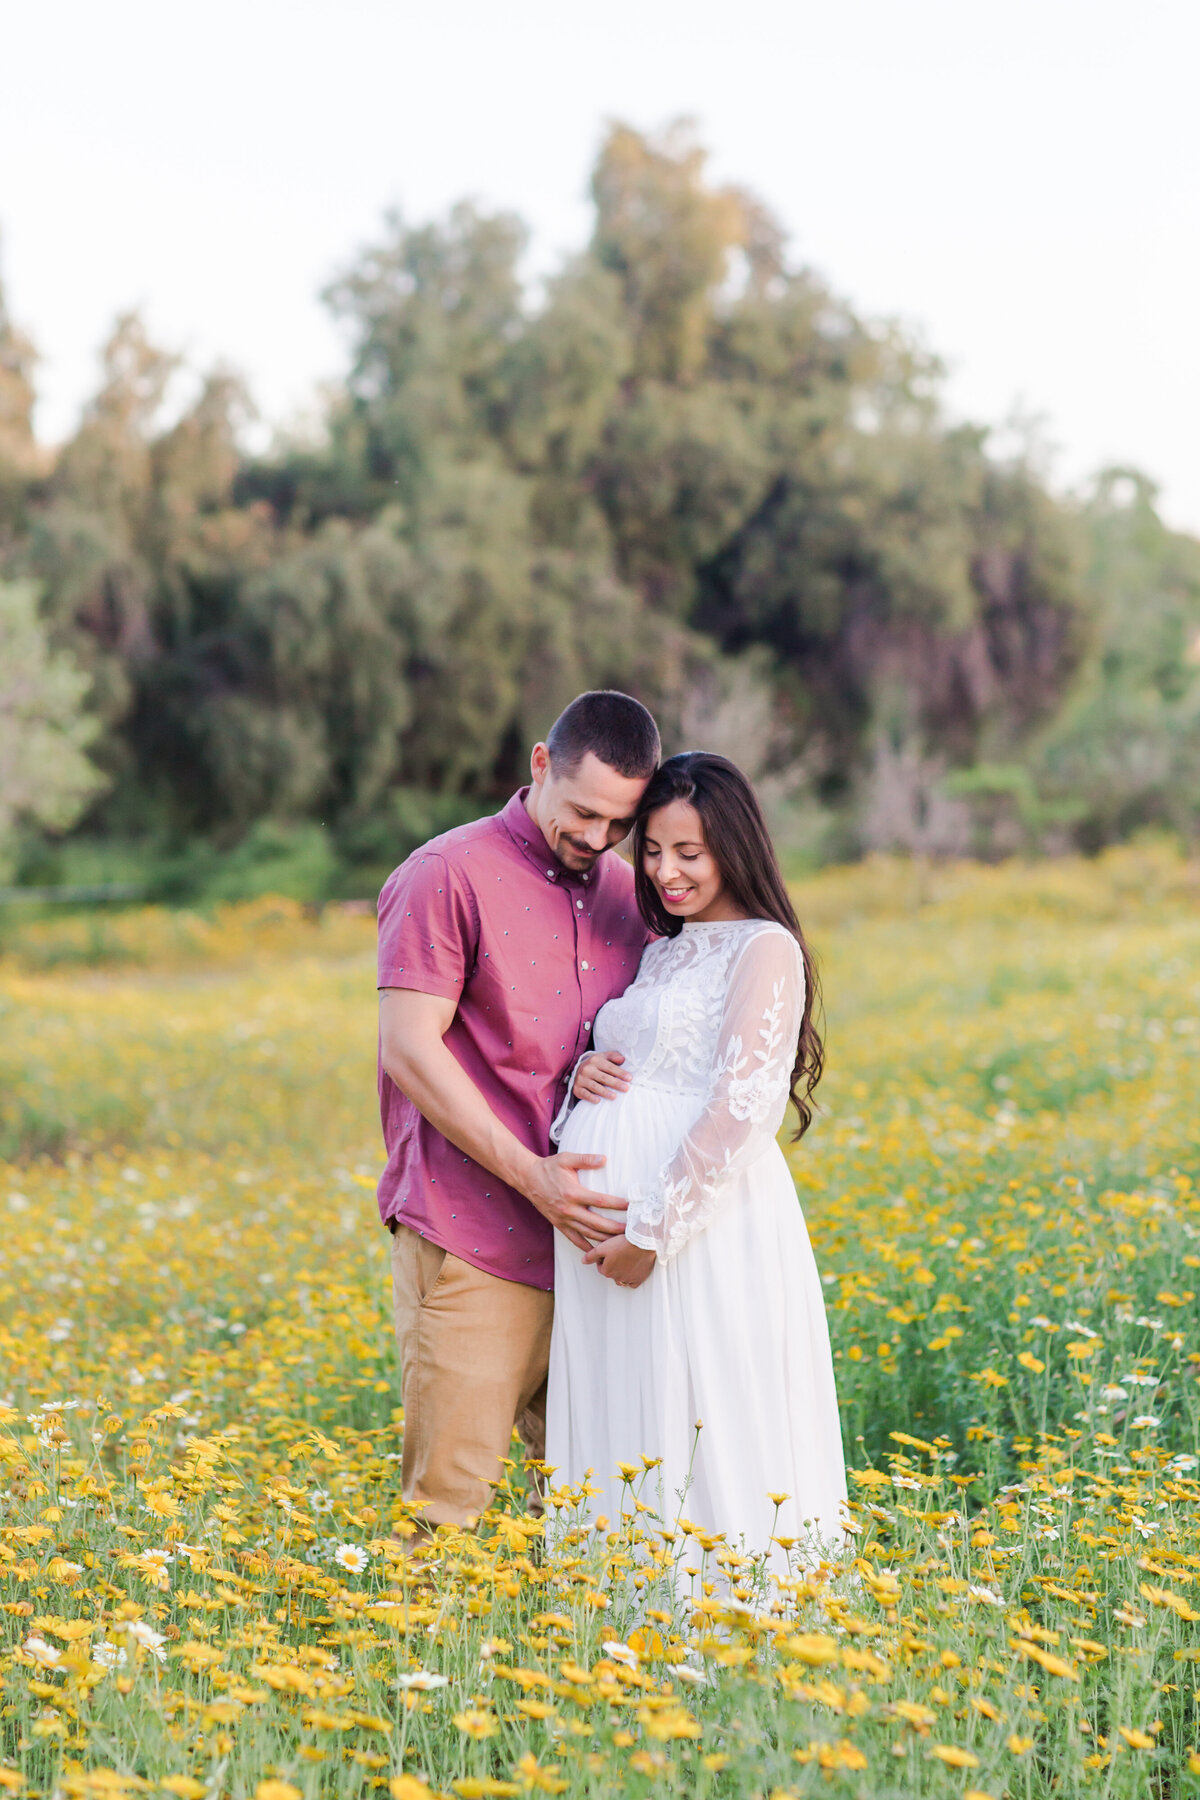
[4,0,1198,529]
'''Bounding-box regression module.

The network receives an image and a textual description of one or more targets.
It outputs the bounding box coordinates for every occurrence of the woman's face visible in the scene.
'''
[641,800,745,923]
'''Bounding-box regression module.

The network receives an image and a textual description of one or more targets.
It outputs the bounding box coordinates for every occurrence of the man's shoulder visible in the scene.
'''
[379,811,504,906]
[420,810,505,867]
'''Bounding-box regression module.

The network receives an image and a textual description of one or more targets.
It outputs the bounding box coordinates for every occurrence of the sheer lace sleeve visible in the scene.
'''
[625,925,805,1263]
[549,1051,592,1144]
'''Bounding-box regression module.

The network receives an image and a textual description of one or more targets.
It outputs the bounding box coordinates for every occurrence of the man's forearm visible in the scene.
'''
[380,992,624,1251]
[384,1038,540,1197]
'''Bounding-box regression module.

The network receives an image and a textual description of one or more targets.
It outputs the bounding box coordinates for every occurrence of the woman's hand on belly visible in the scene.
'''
[583,1234,656,1288]
[574,1050,630,1103]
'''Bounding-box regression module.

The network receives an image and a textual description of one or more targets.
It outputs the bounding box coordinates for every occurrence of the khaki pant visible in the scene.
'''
[388,1225,554,1528]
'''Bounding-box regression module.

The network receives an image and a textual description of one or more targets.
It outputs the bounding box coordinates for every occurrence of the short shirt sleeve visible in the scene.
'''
[377,852,479,1000]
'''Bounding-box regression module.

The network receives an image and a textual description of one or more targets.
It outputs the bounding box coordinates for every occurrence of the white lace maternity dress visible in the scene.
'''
[546,917,847,1565]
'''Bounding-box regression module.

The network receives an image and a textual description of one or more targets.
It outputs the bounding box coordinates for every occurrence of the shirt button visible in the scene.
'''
[584,1020,592,1030]
[576,899,584,910]
[581,960,589,971]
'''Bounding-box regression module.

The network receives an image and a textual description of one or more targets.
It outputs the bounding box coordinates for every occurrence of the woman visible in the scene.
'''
[545,752,846,1571]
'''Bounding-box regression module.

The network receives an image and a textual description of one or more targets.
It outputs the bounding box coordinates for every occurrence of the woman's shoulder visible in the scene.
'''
[728,918,803,970]
[730,916,797,944]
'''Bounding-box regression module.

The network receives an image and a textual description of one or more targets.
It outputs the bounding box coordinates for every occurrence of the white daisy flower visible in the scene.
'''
[967,1585,1005,1606]
[334,1543,370,1573]
[396,1670,449,1690]
[125,1620,168,1660]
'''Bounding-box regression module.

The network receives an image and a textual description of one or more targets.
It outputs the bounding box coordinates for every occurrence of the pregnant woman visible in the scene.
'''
[546,752,846,1569]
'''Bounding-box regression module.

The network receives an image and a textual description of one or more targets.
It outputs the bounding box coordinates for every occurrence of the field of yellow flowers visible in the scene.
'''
[2,847,1200,1800]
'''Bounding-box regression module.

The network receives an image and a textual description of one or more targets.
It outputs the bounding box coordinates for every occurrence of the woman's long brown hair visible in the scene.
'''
[632,752,824,1138]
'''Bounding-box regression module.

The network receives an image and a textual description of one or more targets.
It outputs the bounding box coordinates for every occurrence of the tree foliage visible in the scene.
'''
[1032,470,1200,848]
[0,579,106,877]
[1,124,1197,878]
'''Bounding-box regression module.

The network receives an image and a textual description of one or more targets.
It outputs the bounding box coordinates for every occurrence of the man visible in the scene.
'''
[377,690,659,1533]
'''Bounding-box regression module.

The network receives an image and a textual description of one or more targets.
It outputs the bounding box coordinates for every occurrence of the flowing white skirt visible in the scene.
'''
[546,1081,847,1568]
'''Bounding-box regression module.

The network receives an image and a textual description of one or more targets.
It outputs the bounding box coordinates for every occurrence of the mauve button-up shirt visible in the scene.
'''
[376,789,649,1290]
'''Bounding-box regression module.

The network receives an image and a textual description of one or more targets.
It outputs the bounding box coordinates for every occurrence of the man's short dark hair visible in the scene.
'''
[546,691,661,780]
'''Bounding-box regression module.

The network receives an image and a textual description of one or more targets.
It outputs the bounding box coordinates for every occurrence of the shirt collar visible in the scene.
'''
[499,788,592,887]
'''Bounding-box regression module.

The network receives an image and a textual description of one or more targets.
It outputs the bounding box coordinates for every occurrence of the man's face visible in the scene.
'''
[527,745,649,873]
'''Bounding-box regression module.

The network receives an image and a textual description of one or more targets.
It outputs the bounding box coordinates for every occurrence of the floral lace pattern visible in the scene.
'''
[558,919,805,1263]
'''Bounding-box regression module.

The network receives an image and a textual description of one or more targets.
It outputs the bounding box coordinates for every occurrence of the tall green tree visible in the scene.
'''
[1033,471,1200,846]
[0,580,106,877]
[0,268,40,541]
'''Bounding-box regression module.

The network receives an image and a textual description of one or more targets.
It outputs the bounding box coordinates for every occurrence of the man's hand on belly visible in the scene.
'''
[524,1152,628,1255]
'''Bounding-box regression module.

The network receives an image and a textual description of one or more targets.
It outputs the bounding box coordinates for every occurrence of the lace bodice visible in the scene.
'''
[556,918,805,1263]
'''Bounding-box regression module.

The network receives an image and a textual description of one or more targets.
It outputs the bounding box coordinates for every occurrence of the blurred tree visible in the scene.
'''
[0,580,106,878]
[322,202,527,509]
[1,120,1157,875]
[55,311,178,532]
[698,410,1087,840]
[591,120,746,383]
[497,260,631,474]
[23,316,271,833]
[23,314,174,801]
[1033,470,1200,846]
[0,268,41,541]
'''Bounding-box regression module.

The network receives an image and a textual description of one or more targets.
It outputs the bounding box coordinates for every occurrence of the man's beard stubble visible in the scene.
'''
[554,835,601,872]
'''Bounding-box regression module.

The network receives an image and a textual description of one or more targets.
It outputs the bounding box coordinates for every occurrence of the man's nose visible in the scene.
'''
[581,822,609,850]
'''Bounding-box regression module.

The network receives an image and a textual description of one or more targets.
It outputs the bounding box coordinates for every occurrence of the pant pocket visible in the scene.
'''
[415,1238,449,1306]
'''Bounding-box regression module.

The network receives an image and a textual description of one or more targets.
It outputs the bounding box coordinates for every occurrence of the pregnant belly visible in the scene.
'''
[557,1083,703,1198]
